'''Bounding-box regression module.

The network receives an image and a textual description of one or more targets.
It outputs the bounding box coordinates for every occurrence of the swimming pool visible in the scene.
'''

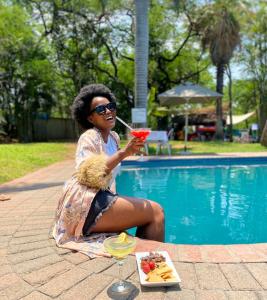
[117,157,267,245]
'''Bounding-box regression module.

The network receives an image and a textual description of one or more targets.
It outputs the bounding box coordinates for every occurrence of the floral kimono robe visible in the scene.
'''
[53,128,120,258]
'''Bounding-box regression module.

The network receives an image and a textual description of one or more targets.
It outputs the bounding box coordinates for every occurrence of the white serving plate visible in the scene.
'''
[135,251,181,287]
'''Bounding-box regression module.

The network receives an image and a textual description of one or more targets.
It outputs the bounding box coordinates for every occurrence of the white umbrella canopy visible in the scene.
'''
[158,82,223,153]
[158,82,222,105]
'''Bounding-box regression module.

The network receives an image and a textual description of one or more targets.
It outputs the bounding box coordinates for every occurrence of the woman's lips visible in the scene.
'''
[105,115,115,125]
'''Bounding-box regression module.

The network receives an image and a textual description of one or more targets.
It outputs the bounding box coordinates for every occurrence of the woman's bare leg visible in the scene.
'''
[90,196,165,242]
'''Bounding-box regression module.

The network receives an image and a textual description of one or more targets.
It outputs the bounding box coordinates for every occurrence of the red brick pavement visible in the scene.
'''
[0,157,266,299]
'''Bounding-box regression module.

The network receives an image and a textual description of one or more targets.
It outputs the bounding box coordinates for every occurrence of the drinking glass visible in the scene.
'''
[103,235,136,297]
[130,127,151,161]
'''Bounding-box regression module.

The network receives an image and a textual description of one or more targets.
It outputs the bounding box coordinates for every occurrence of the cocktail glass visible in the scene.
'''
[103,234,136,297]
[131,128,151,161]
[130,128,151,141]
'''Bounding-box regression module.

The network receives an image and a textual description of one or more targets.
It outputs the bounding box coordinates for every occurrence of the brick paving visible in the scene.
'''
[0,155,267,299]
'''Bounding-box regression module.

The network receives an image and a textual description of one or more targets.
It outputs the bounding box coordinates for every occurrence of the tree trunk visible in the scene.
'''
[227,65,233,142]
[17,105,33,143]
[134,0,149,127]
[260,120,267,147]
[214,63,224,140]
[259,94,267,135]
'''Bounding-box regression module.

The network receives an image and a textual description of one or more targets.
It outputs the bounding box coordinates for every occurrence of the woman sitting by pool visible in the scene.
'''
[53,84,165,257]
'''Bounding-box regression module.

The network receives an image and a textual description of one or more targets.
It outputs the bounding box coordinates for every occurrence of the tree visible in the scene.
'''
[19,0,137,124]
[10,0,216,134]
[225,64,234,142]
[194,5,240,140]
[149,0,211,91]
[134,0,149,126]
[2,0,250,141]
[261,121,267,147]
[240,3,267,135]
[0,4,57,142]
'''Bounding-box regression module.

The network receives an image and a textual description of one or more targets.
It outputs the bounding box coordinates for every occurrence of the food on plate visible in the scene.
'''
[146,262,176,282]
[141,252,165,264]
[140,252,176,282]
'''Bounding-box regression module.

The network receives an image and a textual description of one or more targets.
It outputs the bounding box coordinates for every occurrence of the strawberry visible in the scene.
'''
[149,261,155,270]
[142,264,150,274]
[141,260,148,267]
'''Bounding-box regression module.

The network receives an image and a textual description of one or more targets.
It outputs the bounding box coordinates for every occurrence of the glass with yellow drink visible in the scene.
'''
[104,233,136,297]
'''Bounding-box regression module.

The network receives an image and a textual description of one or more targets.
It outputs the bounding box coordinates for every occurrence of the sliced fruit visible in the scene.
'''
[116,232,128,243]
[149,261,156,270]
[142,264,150,274]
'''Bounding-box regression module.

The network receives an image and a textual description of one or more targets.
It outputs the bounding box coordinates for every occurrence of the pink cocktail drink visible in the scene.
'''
[130,129,151,141]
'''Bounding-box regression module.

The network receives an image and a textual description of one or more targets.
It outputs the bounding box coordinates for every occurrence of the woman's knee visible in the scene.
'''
[150,201,165,223]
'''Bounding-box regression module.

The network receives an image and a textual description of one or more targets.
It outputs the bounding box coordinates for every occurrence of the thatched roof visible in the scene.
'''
[189,103,228,115]
[172,104,228,128]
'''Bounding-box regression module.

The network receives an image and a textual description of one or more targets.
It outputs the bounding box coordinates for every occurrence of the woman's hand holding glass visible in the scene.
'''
[123,137,146,157]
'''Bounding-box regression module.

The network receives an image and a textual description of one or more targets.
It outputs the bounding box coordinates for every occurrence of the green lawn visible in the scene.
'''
[121,140,267,155]
[170,140,267,155]
[0,143,75,184]
[0,141,266,185]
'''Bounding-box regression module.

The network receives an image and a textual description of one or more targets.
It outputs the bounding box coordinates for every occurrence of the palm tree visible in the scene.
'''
[226,64,233,142]
[134,0,149,126]
[195,7,240,140]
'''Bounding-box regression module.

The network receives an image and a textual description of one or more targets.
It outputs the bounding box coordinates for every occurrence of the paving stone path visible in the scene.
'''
[0,158,267,299]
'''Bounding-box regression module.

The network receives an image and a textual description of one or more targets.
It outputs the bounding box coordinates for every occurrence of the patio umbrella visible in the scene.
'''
[158,82,222,152]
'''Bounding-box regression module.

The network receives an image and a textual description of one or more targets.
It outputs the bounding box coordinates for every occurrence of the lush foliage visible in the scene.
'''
[0,4,58,141]
[0,0,266,141]
[240,2,267,132]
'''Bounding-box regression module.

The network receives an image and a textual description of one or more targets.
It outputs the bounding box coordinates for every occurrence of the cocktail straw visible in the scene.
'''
[116,116,133,131]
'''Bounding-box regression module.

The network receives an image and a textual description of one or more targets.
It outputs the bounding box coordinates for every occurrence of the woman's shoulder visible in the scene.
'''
[79,128,99,141]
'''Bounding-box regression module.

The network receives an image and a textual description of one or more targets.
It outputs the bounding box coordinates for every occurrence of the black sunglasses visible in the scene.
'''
[89,102,117,115]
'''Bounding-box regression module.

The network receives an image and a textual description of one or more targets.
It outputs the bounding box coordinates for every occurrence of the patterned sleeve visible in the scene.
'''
[75,130,99,170]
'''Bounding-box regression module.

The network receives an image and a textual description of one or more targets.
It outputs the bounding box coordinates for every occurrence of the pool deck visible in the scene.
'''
[0,153,266,299]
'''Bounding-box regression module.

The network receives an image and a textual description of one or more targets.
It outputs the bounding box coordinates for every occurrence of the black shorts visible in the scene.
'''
[82,189,118,236]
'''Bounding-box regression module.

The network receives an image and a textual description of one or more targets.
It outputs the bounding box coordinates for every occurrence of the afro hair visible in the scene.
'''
[71,84,116,129]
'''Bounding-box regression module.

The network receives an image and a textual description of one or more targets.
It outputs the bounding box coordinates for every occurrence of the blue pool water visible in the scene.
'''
[116,157,267,244]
